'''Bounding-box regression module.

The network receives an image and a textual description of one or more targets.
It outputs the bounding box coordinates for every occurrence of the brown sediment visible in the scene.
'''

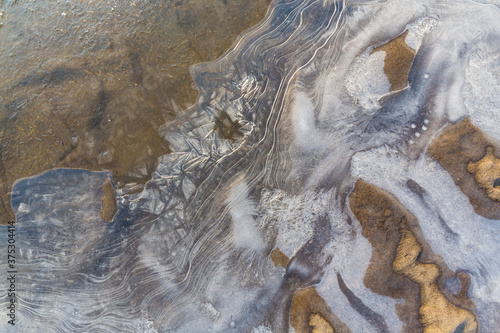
[427,117,500,220]
[270,248,290,268]
[372,31,416,92]
[309,313,333,333]
[0,185,15,224]
[270,248,351,333]
[394,230,477,333]
[349,180,422,332]
[290,287,352,333]
[456,272,472,300]
[0,154,15,222]
[101,179,117,222]
[349,180,477,333]
[0,0,272,225]
[467,147,500,201]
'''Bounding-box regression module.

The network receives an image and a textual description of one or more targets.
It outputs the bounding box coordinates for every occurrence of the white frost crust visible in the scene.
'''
[404,17,437,50]
[226,180,265,251]
[257,189,328,258]
[251,325,273,333]
[344,50,390,110]
[291,91,327,151]
[463,40,500,142]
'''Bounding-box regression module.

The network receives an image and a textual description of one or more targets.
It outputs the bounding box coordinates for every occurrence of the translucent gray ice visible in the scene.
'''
[2,0,500,332]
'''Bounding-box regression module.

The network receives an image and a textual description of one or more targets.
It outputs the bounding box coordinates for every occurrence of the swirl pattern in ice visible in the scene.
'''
[2,0,500,332]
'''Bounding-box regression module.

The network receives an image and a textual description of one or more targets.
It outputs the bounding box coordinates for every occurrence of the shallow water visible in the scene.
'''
[0,0,271,223]
[2,0,500,332]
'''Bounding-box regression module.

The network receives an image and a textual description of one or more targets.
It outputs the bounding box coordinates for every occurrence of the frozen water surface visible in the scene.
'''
[2,0,500,332]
